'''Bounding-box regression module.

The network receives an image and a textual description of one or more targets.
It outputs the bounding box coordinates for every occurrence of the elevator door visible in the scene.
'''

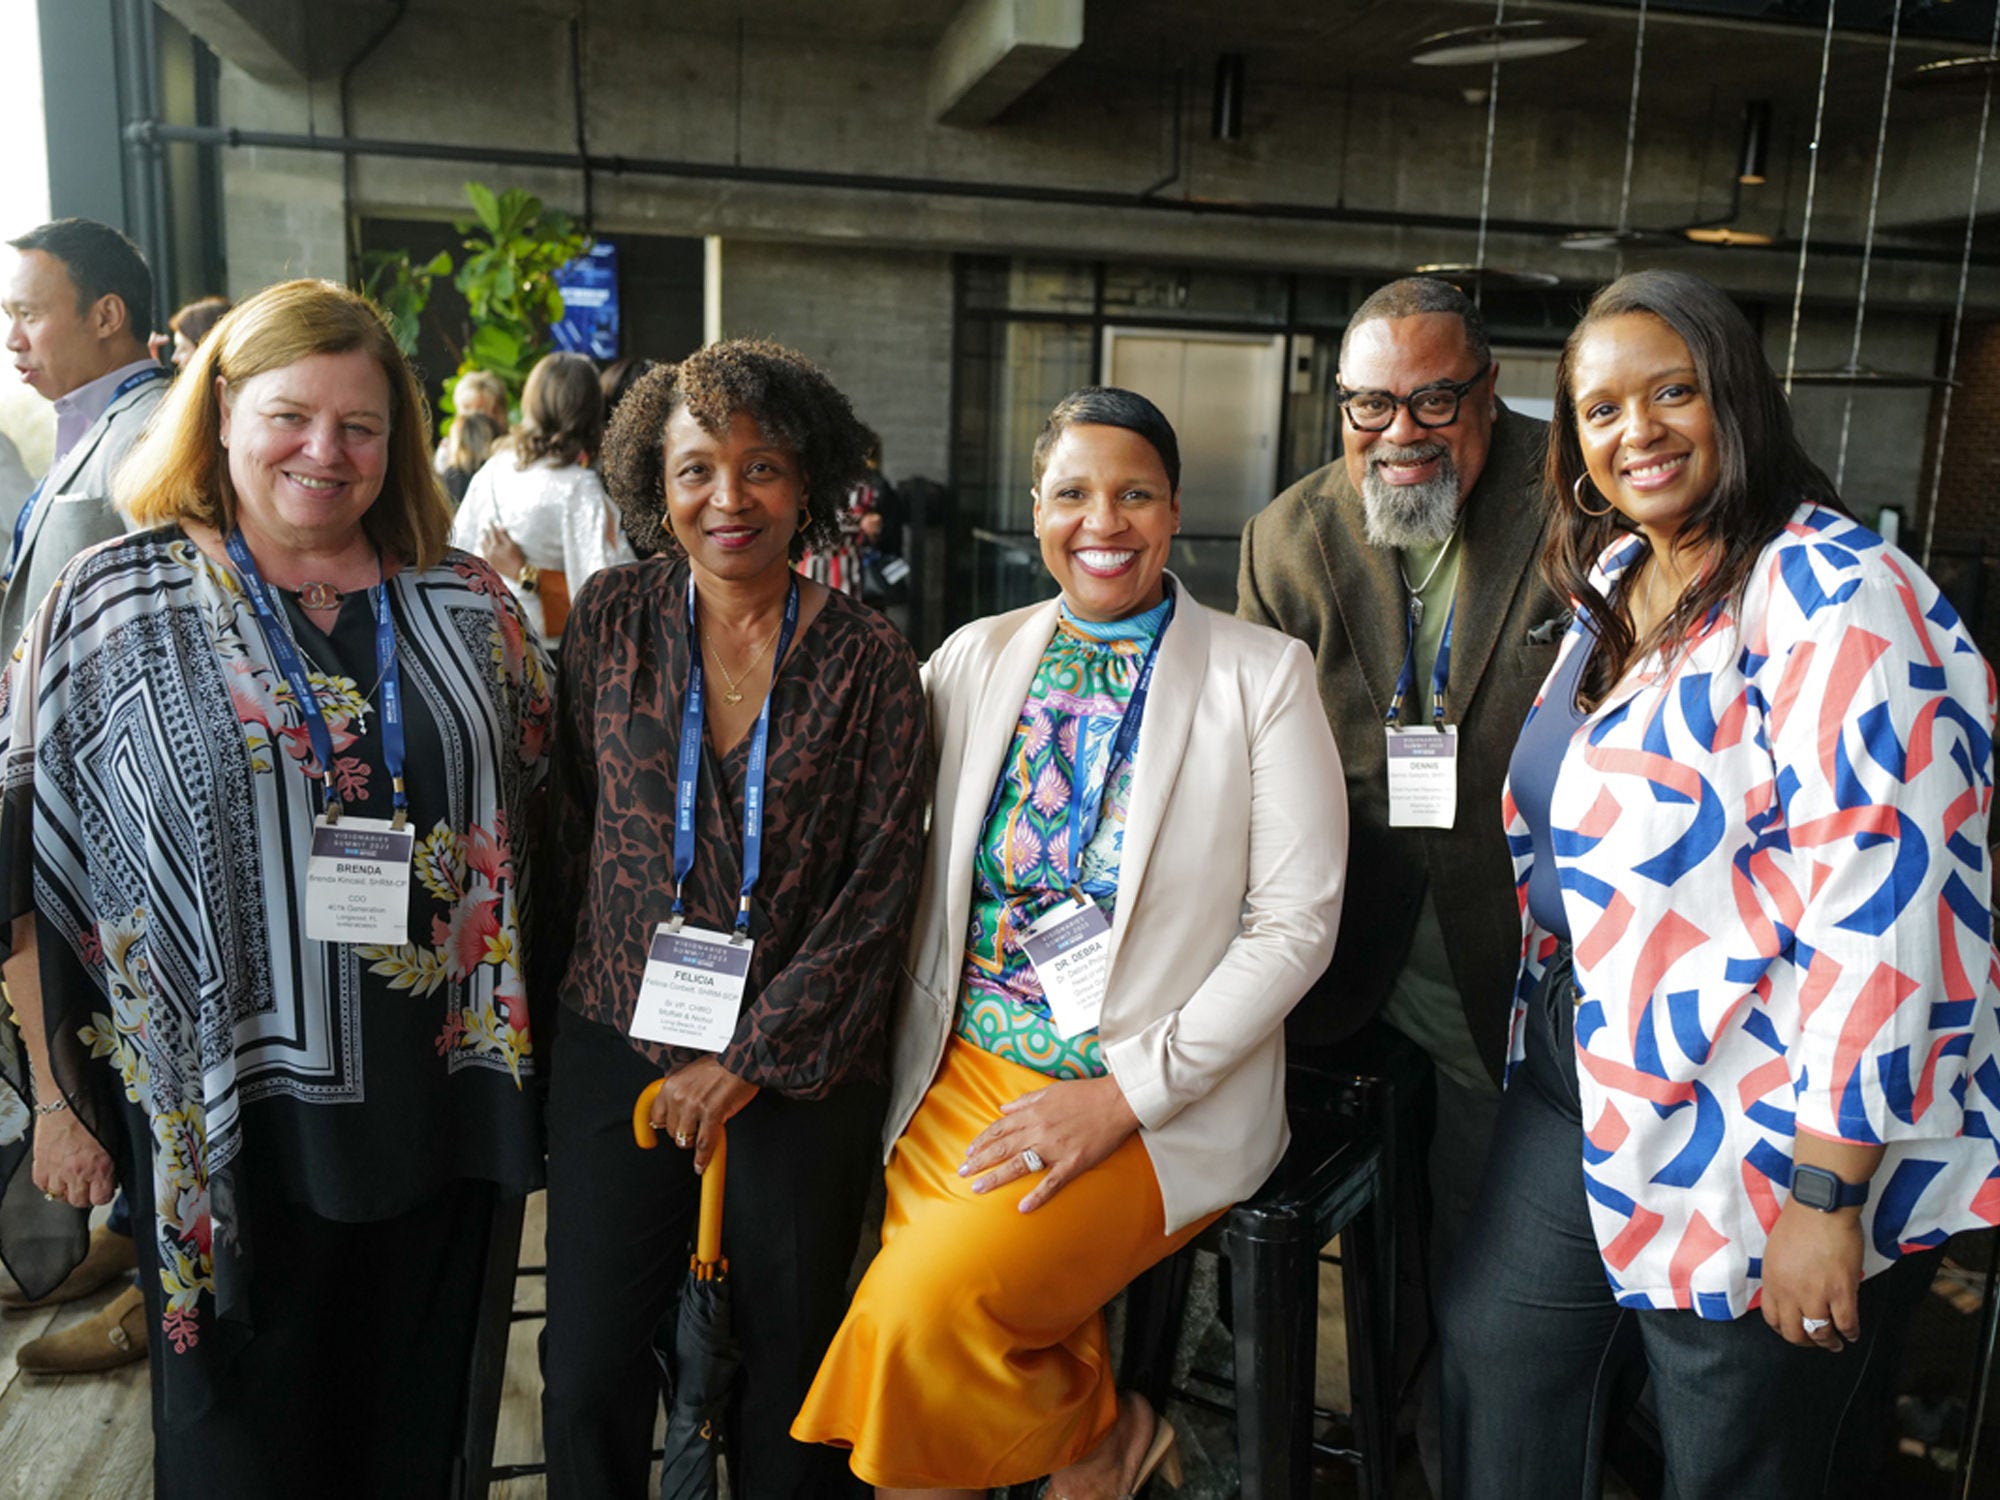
[1102,329,1286,608]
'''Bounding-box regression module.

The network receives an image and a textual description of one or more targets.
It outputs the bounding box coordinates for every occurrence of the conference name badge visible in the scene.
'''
[305,816,415,944]
[630,923,752,1051]
[1021,895,1113,1039]
[1385,724,1460,829]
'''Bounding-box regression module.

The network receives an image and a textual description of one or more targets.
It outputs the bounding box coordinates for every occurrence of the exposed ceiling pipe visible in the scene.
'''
[122,116,2000,273]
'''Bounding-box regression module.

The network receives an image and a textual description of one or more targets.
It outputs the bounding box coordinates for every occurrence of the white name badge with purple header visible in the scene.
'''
[630,924,752,1051]
[1021,895,1113,1039]
[1385,724,1459,829]
[305,815,415,944]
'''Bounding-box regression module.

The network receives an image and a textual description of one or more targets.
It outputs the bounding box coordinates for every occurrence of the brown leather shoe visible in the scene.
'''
[16,1284,148,1374]
[0,1226,138,1311]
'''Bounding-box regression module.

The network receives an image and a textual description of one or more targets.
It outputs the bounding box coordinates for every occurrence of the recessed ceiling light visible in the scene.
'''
[1900,56,2000,94]
[1559,227,1684,252]
[1410,22,1590,67]
[1411,263,1561,289]
[1683,226,1776,247]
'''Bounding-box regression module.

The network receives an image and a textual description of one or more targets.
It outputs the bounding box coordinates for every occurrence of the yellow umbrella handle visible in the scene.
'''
[695,1130,728,1267]
[631,1080,729,1268]
[633,1079,664,1148]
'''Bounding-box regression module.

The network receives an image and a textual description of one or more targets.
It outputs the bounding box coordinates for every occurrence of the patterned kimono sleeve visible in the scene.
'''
[720,642,931,1098]
[0,586,58,1141]
[527,577,605,1038]
[0,579,88,1299]
[1759,542,1998,1147]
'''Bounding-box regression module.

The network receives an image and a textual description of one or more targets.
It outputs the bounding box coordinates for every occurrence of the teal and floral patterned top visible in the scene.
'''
[953,596,1170,1078]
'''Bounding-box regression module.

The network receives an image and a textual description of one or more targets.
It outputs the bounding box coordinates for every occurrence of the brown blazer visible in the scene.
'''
[1236,405,1564,1080]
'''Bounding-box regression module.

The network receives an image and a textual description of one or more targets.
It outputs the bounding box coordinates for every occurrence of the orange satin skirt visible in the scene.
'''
[790,1038,1217,1489]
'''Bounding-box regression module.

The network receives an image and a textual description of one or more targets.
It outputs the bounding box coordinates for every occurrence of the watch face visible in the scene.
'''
[1792,1166,1837,1211]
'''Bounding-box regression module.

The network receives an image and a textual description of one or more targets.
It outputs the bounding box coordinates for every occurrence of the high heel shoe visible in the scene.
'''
[1122,1415,1182,1498]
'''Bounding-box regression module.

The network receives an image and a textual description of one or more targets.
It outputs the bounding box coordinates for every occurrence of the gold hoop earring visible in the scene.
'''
[1572,474,1615,518]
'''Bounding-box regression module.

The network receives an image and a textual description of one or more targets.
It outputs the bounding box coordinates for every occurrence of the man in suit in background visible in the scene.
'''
[1238,276,1565,1484]
[1,217,169,655]
[0,216,168,1373]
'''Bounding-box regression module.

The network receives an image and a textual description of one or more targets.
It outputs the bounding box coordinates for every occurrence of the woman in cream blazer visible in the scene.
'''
[794,388,1346,1500]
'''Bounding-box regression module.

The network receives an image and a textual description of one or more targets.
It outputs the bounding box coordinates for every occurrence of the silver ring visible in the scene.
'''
[1802,1316,1832,1335]
[1020,1148,1046,1173]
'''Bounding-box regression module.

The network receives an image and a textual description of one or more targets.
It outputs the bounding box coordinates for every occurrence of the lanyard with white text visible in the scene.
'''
[672,574,800,934]
[225,529,407,823]
[1064,588,1174,888]
[1385,597,1455,730]
[4,366,168,589]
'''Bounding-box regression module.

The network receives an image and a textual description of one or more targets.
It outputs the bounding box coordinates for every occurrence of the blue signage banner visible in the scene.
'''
[552,241,619,361]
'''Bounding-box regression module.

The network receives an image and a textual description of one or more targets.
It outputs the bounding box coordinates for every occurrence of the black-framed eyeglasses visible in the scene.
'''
[1335,363,1493,432]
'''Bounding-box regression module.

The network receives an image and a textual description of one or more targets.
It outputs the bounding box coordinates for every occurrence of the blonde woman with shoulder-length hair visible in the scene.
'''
[0,277,553,1499]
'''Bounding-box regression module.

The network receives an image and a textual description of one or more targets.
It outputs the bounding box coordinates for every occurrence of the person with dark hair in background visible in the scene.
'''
[155,295,232,371]
[450,350,633,646]
[794,387,1346,1499]
[0,219,168,655]
[598,354,654,418]
[534,339,928,1500]
[1237,275,1563,1480]
[0,278,551,1497]
[1442,268,1999,1498]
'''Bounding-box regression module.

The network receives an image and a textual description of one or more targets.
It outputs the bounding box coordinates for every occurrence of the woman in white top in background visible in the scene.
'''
[452,351,636,644]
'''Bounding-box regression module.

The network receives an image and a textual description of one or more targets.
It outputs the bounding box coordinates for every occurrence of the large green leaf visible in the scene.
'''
[464,181,500,234]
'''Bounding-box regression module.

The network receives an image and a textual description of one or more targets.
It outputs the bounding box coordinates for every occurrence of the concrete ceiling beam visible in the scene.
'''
[154,0,407,83]
[929,0,1083,126]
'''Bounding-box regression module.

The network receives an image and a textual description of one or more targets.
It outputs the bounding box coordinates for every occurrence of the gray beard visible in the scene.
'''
[1358,445,1462,548]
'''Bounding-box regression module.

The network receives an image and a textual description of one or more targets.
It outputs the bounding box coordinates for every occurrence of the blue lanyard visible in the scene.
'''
[1386,597,1455,730]
[672,575,800,935]
[225,530,407,822]
[1065,594,1174,888]
[5,367,168,589]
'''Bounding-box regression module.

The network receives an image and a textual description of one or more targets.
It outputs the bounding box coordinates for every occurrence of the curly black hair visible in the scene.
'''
[600,339,870,560]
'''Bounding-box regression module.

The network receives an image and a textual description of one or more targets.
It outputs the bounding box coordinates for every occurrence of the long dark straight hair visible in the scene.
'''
[1543,270,1842,706]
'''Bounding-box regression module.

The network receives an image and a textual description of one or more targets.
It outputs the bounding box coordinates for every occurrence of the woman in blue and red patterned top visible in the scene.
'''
[1441,270,2000,1499]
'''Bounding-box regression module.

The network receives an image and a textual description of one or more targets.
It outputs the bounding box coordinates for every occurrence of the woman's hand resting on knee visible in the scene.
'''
[960,1075,1139,1212]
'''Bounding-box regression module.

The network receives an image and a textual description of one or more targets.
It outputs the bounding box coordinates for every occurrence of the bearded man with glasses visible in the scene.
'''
[1237,276,1565,1487]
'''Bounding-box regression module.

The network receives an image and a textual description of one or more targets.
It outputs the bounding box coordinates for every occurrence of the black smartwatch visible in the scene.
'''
[1791,1163,1869,1212]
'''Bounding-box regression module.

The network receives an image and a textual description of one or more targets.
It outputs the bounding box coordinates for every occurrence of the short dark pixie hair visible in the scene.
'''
[8,218,155,339]
[1339,276,1490,370]
[1030,386,1181,493]
[600,338,869,560]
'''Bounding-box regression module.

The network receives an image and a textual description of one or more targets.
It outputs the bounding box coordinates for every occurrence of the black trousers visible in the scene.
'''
[1439,951,1939,1500]
[119,1100,498,1500]
[539,1011,885,1500]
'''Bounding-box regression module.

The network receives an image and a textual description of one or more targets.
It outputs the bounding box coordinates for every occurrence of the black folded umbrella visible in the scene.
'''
[635,1091,739,1500]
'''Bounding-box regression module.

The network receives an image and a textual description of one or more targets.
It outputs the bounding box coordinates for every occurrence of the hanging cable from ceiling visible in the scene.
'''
[1830,0,1903,491]
[1919,6,2000,572]
[1784,2,1840,391]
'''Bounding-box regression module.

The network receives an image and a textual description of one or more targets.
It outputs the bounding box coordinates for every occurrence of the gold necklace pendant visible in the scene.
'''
[704,610,781,708]
[297,581,344,610]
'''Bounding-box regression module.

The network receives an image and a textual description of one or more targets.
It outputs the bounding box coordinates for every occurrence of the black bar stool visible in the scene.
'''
[1121,1068,1398,1500]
